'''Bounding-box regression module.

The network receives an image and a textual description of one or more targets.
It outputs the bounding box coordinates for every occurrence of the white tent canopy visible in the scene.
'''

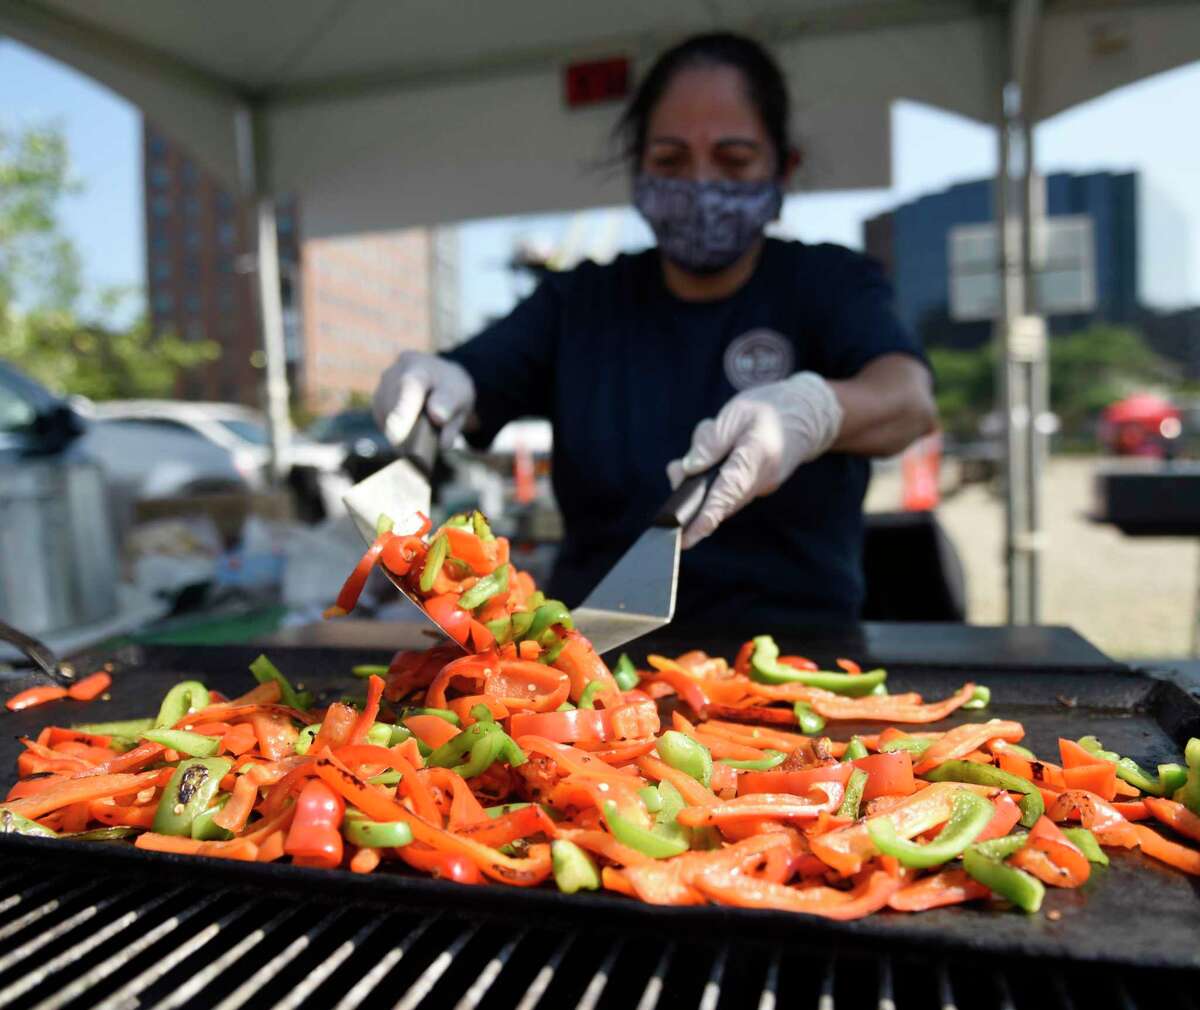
[3,0,1198,625]
[1,0,1197,235]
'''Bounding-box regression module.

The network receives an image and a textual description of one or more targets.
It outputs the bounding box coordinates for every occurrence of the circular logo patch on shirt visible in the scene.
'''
[723,329,795,391]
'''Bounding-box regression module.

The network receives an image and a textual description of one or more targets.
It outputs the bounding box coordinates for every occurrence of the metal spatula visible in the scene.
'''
[343,414,464,646]
[570,472,712,655]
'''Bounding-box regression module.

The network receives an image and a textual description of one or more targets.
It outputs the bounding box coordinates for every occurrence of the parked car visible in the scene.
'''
[0,362,119,634]
[306,409,390,483]
[84,400,346,521]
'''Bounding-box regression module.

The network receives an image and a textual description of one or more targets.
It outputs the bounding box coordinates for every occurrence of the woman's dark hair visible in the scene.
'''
[614,32,794,177]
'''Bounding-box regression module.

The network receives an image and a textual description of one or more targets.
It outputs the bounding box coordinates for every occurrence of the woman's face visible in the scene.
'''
[641,64,779,184]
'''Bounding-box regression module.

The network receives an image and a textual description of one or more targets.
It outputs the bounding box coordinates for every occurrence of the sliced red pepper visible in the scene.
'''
[739,752,914,803]
[67,672,112,702]
[1143,796,1200,843]
[397,845,483,884]
[887,869,989,911]
[285,779,345,868]
[695,867,900,920]
[6,685,68,712]
[328,530,393,616]
[423,593,472,646]
[975,792,1023,842]
[509,700,659,745]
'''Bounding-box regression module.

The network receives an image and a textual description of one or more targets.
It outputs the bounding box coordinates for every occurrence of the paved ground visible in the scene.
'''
[867,456,1198,661]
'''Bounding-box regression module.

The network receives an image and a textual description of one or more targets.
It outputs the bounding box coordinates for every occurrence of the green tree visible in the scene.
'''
[1048,324,1172,434]
[0,122,218,399]
[928,345,995,439]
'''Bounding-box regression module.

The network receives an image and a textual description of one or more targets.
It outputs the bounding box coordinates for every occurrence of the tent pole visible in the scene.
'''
[240,105,292,484]
[999,0,1045,624]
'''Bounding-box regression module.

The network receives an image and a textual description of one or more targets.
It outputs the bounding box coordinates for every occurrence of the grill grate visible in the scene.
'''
[0,861,1195,1010]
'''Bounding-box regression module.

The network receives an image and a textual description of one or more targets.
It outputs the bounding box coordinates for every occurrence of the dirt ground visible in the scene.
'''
[866,456,1197,661]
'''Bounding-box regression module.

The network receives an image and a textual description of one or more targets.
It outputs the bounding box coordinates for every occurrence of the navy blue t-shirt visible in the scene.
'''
[444,238,924,627]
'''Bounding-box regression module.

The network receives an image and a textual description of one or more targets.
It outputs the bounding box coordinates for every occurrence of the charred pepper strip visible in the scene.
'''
[152,758,232,836]
[843,737,870,761]
[868,789,993,868]
[749,636,886,696]
[1076,736,1189,798]
[1,809,57,837]
[923,760,1045,828]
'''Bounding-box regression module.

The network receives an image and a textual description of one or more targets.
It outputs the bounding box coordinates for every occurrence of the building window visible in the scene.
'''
[185,292,203,314]
[186,320,205,342]
[148,132,168,160]
[150,194,172,218]
[181,160,199,188]
[153,259,172,282]
[185,228,202,252]
[218,222,237,249]
[153,291,174,314]
[183,196,201,218]
[149,165,171,189]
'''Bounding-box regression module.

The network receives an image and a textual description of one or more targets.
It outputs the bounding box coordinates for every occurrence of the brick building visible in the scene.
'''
[143,122,452,414]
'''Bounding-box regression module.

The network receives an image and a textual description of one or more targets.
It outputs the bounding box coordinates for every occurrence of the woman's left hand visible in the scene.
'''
[666,372,845,548]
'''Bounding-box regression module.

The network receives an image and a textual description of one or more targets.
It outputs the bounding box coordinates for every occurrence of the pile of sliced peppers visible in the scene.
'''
[4,512,1200,922]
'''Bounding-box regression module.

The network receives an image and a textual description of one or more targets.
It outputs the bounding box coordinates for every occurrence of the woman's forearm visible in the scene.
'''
[827,354,938,457]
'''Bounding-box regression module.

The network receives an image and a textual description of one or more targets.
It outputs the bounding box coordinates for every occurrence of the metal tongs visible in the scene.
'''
[0,619,76,686]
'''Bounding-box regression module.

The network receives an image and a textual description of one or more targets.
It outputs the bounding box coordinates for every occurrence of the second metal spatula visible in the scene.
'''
[570,472,712,655]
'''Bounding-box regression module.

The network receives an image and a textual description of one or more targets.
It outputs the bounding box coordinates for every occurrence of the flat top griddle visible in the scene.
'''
[1,628,1198,974]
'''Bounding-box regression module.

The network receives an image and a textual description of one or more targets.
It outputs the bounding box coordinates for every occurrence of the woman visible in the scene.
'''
[374,32,936,629]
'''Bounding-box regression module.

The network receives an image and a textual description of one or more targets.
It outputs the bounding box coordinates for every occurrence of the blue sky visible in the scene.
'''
[1,36,1197,335]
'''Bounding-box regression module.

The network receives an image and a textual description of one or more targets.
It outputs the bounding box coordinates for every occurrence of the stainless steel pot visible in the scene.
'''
[0,456,118,634]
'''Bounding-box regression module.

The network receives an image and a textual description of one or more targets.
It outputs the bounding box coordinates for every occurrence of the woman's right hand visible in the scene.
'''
[373,351,476,449]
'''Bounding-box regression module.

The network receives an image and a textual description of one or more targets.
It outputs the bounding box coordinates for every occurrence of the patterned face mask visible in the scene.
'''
[633,175,783,275]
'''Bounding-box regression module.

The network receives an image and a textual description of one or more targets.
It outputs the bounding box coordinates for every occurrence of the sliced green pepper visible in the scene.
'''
[152,758,232,836]
[366,723,393,747]
[471,510,495,542]
[376,514,395,536]
[972,832,1030,861]
[62,826,141,842]
[793,702,826,734]
[485,617,513,646]
[555,701,576,712]
[879,737,935,758]
[368,770,403,786]
[154,681,211,729]
[748,636,886,696]
[72,717,154,737]
[651,780,696,851]
[352,664,389,679]
[444,513,471,529]
[470,704,496,724]
[459,563,510,611]
[1077,735,1189,797]
[657,731,712,789]
[868,789,993,868]
[295,724,321,755]
[551,839,600,893]
[0,808,57,837]
[399,707,460,725]
[1061,827,1109,866]
[999,742,1037,760]
[1175,738,1200,814]
[419,533,449,593]
[525,601,573,641]
[142,728,221,758]
[962,685,992,710]
[191,798,234,841]
[638,786,664,813]
[719,749,787,772]
[578,682,608,710]
[541,638,567,665]
[344,810,413,848]
[603,800,688,859]
[613,654,639,692]
[511,610,535,640]
[963,843,1044,913]
[427,722,526,778]
[923,760,1044,828]
[250,654,312,711]
[485,802,533,819]
[837,768,868,819]
[843,737,869,761]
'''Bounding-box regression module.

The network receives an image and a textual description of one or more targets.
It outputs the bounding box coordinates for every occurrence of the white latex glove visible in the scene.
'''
[666,372,845,548]
[372,351,475,450]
